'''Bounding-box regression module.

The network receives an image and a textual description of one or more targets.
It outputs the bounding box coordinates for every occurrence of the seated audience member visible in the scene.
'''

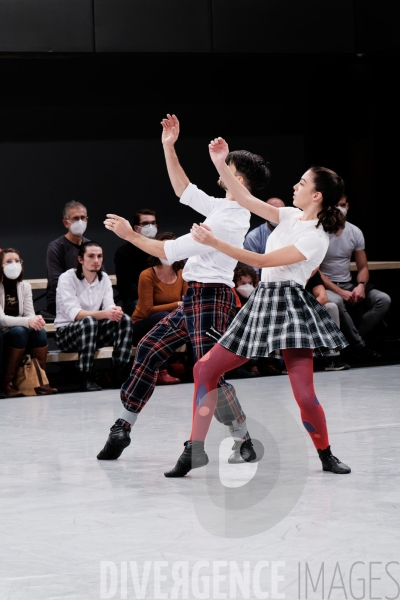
[0,248,57,398]
[54,241,133,392]
[0,332,4,398]
[320,196,391,361]
[306,268,350,371]
[233,262,259,308]
[132,232,188,385]
[46,200,90,317]
[114,208,158,316]
[243,197,286,275]
[226,263,262,379]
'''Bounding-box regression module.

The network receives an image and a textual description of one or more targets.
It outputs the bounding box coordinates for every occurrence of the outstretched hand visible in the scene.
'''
[209,137,229,168]
[161,113,180,146]
[104,214,134,240]
[191,223,216,246]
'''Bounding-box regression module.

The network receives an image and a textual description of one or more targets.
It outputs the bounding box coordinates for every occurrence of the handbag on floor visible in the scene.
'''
[15,356,56,396]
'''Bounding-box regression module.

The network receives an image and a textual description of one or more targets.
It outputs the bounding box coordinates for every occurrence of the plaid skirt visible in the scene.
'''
[219,280,349,358]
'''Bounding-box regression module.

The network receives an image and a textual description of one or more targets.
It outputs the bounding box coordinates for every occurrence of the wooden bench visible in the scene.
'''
[45,343,186,364]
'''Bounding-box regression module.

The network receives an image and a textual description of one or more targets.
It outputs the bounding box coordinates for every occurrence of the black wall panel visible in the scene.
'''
[355,0,400,54]
[212,0,355,53]
[0,1,93,52]
[94,0,212,53]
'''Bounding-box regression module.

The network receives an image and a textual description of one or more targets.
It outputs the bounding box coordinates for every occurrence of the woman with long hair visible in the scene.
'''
[0,247,57,397]
[165,137,351,477]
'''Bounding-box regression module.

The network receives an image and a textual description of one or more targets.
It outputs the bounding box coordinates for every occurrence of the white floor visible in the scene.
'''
[1,365,400,600]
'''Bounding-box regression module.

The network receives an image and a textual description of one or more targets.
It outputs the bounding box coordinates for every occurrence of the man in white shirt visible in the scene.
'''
[54,241,133,392]
[97,114,271,475]
[320,196,391,361]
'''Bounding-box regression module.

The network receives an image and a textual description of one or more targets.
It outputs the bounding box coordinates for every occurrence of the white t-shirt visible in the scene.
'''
[320,221,365,282]
[260,207,329,287]
[164,183,250,287]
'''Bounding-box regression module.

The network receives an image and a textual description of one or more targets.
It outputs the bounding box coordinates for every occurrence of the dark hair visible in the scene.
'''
[226,150,271,193]
[133,208,157,227]
[0,247,24,283]
[63,200,87,220]
[233,262,259,287]
[76,241,103,281]
[310,166,347,234]
[147,232,185,273]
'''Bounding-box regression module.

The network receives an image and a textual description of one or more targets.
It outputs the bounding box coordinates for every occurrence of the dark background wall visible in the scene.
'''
[0,0,399,322]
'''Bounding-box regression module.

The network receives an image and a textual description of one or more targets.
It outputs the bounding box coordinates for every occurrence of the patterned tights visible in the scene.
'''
[190,344,329,450]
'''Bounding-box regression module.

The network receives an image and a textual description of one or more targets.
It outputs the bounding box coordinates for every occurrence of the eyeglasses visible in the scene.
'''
[5,259,23,264]
[68,216,88,222]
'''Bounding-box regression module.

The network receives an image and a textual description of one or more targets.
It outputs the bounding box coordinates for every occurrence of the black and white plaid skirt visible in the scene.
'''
[219,280,349,358]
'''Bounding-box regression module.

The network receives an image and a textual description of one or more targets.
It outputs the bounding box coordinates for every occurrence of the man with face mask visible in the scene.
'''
[113,209,158,316]
[45,201,90,317]
[319,195,391,361]
[243,197,286,276]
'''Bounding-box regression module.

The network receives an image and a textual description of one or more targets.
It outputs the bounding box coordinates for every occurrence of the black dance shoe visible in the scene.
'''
[317,446,351,474]
[97,424,131,460]
[228,439,257,464]
[164,441,209,477]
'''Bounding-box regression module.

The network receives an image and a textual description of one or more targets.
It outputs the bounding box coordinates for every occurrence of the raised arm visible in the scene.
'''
[104,214,168,259]
[191,223,305,270]
[161,114,190,197]
[208,137,280,223]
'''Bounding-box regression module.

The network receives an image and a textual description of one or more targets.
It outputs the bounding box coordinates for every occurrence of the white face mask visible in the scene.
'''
[268,221,279,228]
[236,283,255,298]
[140,224,158,239]
[337,206,347,216]
[3,262,22,280]
[159,257,172,266]
[68,219,87,236]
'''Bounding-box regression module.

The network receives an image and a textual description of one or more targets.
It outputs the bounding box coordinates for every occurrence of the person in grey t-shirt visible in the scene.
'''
[319,195,391,361]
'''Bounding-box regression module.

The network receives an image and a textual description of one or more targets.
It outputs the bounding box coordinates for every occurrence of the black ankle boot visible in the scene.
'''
[97,424,131,460]
[79,371,102,392]
[317,446,351,474]
[164,441,209,477]
[228,439,257,464]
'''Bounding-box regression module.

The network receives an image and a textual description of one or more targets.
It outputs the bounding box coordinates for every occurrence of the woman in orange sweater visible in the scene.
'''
[131,232,188,384]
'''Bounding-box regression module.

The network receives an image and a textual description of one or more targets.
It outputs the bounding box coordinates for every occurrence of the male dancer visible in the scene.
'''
[97,114,270,474]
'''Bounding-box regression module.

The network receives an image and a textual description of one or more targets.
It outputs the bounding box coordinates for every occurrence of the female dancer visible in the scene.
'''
[164,137,351,477]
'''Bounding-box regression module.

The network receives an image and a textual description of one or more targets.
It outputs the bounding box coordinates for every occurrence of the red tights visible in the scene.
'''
[190,345,329,450]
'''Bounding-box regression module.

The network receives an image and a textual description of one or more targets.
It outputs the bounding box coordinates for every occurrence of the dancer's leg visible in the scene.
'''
[164,343,248,478]
[186,284,250,438]
[190,344,248,442]
[282,348,351,474]
[282,348,329,450]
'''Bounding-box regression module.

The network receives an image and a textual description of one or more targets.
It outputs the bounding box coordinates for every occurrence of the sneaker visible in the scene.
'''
[324,357,350,371]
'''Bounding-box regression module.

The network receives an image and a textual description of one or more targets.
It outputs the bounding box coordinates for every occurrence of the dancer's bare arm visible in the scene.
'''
[161,114,190,197]
[191,223,305,269]
[104,214,167,259]
[208,137,280,223]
